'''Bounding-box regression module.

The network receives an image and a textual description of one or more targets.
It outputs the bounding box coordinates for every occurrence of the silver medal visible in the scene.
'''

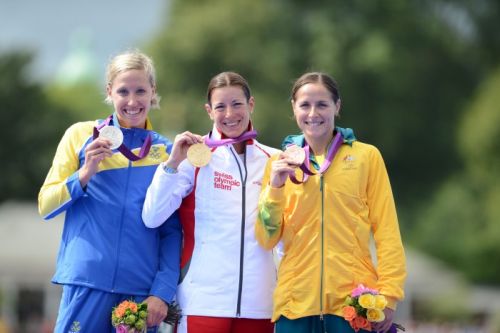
[99,126,123,150]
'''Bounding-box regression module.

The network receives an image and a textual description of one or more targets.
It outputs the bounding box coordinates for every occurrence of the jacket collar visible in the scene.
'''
[281,126,356,150]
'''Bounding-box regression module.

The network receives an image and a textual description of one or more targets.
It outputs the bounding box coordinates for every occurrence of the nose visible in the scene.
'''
[127,95,138,106]
[308,106,319,116]
[225,105,235,117]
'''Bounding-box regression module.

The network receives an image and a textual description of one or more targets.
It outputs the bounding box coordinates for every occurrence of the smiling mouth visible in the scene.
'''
[224,120,241,127]
[305,120,324,126]
[124,109,143,116]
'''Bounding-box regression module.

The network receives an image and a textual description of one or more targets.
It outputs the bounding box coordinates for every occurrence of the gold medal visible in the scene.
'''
[187,143,212,167]
[99,126,123,150]
[283,145,306,165]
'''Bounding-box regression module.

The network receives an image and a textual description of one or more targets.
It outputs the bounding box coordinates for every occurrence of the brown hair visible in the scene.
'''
[206,72,251,105]
[291,72,340,103]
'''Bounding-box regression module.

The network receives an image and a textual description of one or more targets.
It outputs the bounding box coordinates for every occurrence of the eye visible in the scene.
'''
[232,101,244,108]
[214,104,225,111]
[318,102,329,108]
[136,88,147,95]
[299,102,310,109]
[117,88,128,96]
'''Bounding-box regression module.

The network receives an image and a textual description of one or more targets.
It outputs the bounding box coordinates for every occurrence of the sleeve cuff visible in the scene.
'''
[385,296,398,310]
[149,279,176,304]
[267,185,285,202]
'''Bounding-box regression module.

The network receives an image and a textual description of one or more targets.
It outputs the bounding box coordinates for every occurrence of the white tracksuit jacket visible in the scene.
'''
[142,127,280,320]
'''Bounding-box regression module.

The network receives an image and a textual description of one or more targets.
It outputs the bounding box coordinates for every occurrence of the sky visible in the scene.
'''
[0,0,168,83]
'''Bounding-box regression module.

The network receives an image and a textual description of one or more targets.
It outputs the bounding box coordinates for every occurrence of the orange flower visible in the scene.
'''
[114,307,125,318]
[128,302,138,313]
[342,306,357,321]
[354,316,372,331]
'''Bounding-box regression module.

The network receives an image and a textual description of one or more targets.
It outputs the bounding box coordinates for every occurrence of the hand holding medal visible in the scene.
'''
[93,115,152,162]
[271,132,343,186]
[185,130,258,168]
[99,126,123,150]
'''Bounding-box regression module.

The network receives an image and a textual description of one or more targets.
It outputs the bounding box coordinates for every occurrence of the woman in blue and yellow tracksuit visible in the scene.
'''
[256,72,406,333]
[38,50,181,333]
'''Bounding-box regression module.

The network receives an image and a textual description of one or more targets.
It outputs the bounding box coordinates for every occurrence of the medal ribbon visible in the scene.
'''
[204,130,258,148]
[93,115,152,161]
[289,132,343,184]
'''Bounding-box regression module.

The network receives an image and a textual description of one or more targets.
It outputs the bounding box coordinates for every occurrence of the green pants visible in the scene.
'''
[275,314,372,333]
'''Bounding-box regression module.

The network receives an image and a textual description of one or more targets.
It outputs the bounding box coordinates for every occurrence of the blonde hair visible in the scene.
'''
[104,50,160,109]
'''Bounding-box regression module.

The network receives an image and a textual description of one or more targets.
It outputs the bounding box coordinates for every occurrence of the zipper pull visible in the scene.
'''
[320,311,327,333]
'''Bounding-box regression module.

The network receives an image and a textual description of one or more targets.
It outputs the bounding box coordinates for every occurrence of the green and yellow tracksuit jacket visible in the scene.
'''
[256,127,406,322]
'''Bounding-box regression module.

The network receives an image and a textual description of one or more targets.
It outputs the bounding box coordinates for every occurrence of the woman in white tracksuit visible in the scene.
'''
[142,72,280,333]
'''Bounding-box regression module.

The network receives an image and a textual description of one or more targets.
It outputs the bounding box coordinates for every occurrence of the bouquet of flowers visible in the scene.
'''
[163,301,182,326]
[342,284,405,332]
[111,300,148,333]
[111,300,182,332]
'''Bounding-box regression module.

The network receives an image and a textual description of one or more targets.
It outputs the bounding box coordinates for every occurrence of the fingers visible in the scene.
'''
[272,158,299,174]
[79,138,113,187]
[85,140,113,164]
[169,131,203,167]
[174,131,204,146]
[269,158,298,188]
[143,296,168,327]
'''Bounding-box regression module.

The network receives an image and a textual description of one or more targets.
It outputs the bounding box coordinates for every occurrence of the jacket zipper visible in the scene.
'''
[319,174,325,322]
[111,130,133,291]
[231,147,248,317]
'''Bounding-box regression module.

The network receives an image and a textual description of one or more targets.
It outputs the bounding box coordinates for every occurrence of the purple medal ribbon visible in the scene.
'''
[204,130,258,148]
[289,132,343,184]
[93,115,152,161]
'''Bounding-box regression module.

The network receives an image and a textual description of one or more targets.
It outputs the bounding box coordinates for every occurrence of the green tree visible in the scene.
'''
[147,0,499,221]
[413,67,500,283]
[0,52,76,203]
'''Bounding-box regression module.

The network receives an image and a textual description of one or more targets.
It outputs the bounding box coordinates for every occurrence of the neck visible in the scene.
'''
[306,133,334,156]
[233,142,245,154]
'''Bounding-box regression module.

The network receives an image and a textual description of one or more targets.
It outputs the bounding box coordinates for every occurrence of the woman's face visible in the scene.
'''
[205,86,254,138]
[107,69,155,128]
[292,83,340,141]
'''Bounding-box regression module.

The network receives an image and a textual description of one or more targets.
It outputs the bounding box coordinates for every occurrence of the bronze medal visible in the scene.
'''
[283,145,306,166]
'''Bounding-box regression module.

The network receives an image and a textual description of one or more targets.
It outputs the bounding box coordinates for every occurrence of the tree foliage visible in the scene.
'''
[2,0,500,283]
[144,0,500,283]
[147,0,498,213]
[0,52,76,203]
[413,67,500,284]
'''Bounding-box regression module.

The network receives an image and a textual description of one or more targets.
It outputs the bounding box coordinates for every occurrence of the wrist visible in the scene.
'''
[162,162,178,174]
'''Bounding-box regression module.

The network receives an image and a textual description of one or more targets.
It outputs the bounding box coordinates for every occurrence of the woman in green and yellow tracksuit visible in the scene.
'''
[255,72,406,333]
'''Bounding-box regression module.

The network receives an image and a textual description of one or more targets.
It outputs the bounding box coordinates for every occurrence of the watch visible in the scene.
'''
[162,163,178,174]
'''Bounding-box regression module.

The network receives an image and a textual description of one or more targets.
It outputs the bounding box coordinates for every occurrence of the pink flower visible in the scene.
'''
[351,284,378,297]
[115,324,128,333]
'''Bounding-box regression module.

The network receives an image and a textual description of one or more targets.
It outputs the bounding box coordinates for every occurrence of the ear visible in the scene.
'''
[106,84,112,98]
[205,103,214,120]
[151,84,157,105]
[335,99,342,117]
[291,99,298,117]
[248,96,255,114]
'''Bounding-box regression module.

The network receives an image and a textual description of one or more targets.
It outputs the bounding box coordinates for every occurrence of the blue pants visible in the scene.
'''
[54,285,159,333]
[275,314,372,333]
